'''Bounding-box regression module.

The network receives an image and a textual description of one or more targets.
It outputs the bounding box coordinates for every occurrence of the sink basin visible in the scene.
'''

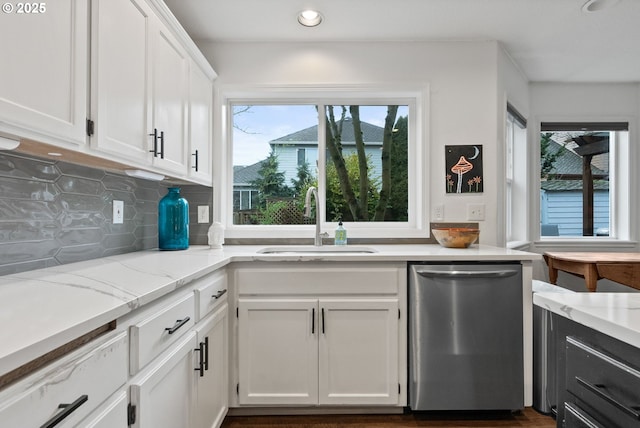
[257,245,377,254]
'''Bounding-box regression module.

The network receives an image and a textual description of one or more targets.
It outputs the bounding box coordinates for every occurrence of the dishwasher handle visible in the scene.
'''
[414,269,520,279]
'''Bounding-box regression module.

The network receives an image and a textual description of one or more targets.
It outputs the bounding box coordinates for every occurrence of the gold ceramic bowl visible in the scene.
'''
[432,228,480,248]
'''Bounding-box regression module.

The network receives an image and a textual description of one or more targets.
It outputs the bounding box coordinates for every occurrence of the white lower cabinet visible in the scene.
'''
[194,304,229,428]
[0,331,128,428]
[129,331,197,428]
[77,389,128,428]
[319,299,399,405]
[238,299,319,405]
[234,262,405,408]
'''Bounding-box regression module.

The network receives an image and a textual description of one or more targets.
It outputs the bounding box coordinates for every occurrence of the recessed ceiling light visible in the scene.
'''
[298,9,322,27]
[582,0,619,13]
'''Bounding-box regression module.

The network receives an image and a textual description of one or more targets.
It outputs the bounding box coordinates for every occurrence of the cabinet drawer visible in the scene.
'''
[194,271,228,321]
[0,331,127,428]
[564,401,605,428]
[566,336,640,427]
[78,389,128,428]
[235,262,403,295]
[130,292,195,374]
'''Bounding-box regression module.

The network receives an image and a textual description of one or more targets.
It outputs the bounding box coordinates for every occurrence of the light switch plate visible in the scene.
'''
[197,205,210,223]
[467,203,485,221]
[113,200,124,224]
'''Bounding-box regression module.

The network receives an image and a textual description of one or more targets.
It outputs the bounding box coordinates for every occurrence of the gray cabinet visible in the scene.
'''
[553,314,640,428]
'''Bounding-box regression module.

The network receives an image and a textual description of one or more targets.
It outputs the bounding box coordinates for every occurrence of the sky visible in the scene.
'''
[232,104,409,166]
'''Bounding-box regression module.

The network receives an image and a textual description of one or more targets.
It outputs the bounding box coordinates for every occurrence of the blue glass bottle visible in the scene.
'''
[158,187,189,250]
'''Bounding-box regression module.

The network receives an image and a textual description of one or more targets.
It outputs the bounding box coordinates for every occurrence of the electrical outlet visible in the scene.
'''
[433,204,444,221]
[467,203,485,221]
[113,200,124,224]
[197,205,210,223]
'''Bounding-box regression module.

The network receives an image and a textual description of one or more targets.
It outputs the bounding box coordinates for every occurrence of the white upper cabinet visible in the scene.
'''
[0,0,88,146]
[1,0,215,183]
[187,62,214,185]
[149,21,189,175]
[90,0,152,163]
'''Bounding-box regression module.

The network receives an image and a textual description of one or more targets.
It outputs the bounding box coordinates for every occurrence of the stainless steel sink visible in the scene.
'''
[257,245,377,254]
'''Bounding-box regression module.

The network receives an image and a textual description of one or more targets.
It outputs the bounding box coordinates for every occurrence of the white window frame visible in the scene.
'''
[216,85,429,240]
[531,116,635,249]
[505,106,528,246]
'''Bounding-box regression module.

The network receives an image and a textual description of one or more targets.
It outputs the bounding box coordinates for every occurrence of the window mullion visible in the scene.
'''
[317,103,327,225]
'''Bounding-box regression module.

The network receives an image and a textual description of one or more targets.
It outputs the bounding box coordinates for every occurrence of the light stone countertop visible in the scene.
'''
[0,244,540,379]
[533,292,640,348]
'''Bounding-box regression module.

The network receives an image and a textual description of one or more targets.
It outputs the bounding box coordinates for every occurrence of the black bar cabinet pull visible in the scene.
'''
[311,308,315,334]
[192,150,199,171]
[40,395,88,428]
[149,128,159,156]
[194,341,205,377]
[321,308,325,334]
[212,289,227,300]
[576,377,640,420]
[165,316,190,334]
[204,336,209,371]
[158,131,164,159]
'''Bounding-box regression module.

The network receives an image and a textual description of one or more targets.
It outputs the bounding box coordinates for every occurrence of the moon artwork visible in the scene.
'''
[445,145,483,193]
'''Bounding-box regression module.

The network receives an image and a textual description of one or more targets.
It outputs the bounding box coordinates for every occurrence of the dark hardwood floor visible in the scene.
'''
[221,407,556,427]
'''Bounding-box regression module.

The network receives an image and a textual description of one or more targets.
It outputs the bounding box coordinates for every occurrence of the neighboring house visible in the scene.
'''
[540,139,609,236]
[233,162,262,211]
[233,117,386,211]
[269,117,385,185]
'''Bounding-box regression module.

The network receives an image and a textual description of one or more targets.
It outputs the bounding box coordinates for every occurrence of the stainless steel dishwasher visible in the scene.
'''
[408,262,523,411]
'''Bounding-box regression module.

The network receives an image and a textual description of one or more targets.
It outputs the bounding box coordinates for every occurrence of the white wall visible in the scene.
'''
[199,40,518,245]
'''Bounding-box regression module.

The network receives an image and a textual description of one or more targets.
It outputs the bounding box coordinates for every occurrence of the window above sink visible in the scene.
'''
[218,85,430,240]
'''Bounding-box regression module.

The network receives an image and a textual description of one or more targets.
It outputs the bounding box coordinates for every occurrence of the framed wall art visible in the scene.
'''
[445,145,483,193]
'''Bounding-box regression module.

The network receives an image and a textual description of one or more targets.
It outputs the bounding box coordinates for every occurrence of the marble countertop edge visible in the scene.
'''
[0,244,538,378]
[533,292,640,349]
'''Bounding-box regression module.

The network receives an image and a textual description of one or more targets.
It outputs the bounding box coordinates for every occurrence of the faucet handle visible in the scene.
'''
[320,232,329,238]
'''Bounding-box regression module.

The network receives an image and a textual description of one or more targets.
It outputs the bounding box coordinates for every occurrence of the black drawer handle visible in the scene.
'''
[192,150,199,171]
[165,317,190,334]
[194,341,205,377]
[40,395,88,428]
[212,289,227,299]
[576,376,640,420]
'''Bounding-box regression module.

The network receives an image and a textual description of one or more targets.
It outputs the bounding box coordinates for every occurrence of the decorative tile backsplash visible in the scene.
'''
[0,152,212,276]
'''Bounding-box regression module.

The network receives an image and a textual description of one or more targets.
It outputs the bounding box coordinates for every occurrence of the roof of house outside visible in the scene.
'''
[271,117,384,146]
[544,139,608,177]
[233,161,264,187]
[542,139,609,192]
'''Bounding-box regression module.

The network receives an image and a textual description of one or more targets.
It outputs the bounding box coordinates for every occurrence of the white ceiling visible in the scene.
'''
[164,0,640,83]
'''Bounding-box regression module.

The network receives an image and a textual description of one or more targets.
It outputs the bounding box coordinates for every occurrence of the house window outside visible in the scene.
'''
[225,89,424,239]
[539,122,628,238]
[297,148,306,166]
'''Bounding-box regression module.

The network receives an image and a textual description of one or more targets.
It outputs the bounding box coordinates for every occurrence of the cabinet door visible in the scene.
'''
[90,0,152,163]
[238,299,318,405]
[149,21,189,175]
[0,0,87,145]
[194,304,228,428]
[319,299,399,405]
[78,390,128,428]
[187,62,213,185]
[129,331,197,428]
